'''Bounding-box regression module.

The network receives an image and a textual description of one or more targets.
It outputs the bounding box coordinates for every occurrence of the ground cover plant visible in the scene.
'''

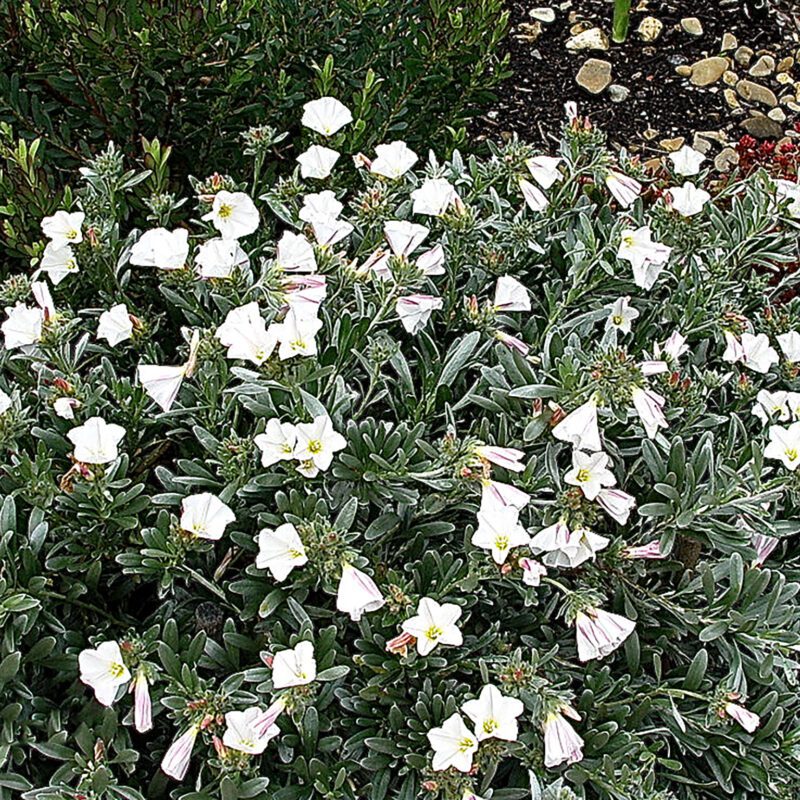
[2,98,800,800]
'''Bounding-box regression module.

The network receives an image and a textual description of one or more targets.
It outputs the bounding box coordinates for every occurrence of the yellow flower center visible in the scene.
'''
[239,737,255,748]
[291,338,307,350]
[622,235,634,247]
[66,259,77,271]
[482,719,499,734]
[575,468,591,482]
[458,736,475,752]
[425,624,443,641]
[612,314,623,325]
[307,439,323,454]
[66,229,78,240]
[289,548,304,559]
[786,447,798,461]
[109,662,126,679]
[494,535,510,551]
[281,443,293,454]
[217,203,234,219]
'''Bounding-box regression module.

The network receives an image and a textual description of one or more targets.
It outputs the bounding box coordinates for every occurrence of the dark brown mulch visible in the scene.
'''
[473,0,800,150]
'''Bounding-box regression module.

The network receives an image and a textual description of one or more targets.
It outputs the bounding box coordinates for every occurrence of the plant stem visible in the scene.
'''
[612,0,632,43]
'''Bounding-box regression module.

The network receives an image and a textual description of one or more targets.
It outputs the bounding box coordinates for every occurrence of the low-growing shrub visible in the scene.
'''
[0,0,510,261]
[2,101,800,800]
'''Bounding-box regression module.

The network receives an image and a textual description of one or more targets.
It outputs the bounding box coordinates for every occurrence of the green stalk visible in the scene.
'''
[612,0,632,43]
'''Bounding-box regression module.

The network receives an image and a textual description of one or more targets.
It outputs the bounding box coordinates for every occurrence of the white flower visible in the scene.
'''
[473,444,526,472]
[276,231,318,273]
[137,364,186,412]
[402,597,463,655]
[724,702,760,734]
[336,564,386,621]
[417,244,446,276]
[283,275,327,318]
[223,706,281,754]
[41,210,84,247]
[180,493,235,540]
[655,331,689,363]
[752,389,790,426]
[669,145,705,176]
[301,97,353,136]
[203,191,259,240]
[272,309,323,360]
[543,705,584,768]
[97,304,134,347]
[427,713,477,772]
[129,227,189,270]
[596,488,636,525]
[255,419,298,467]
[462,684,524,742]
[519,178,548,212]
[777,331,800,362]
[631,386,668,439]
[161,725,199,781]
[215,302,278,365]
[494,275,530,312]
[371,141,418,178]
[471,507,530,564]
[78,641,130,706]
[195,237,250,279]
[564,450,616,500]
[526,155,563,189]
[293,414,346,472]
[605,296,639,334]
[411,178,457,216]
[257,523,308,581]
[396,294,443,334]
[617,226,672,290]
[667,181,711,217]
[2,303,43,350]
[297,145,340,179]
[32,281,55,319]
[312,217,353,247]
[0,389,10,415]
[529,521,609,569]
[605,171,641,207]
[40,242,78,285]
[54,397,79,419]
[521,557,548,586]
[68,416,125,464]
[740,332,779,374]
[552,397,602,452]
[384,220,430,258]
[575,607,636,661]
[775,178,800,218]
[133,670,152,733]
[299,190,343,224]
[479,479,530,513]
[764,421,800,471]
[272,641,316,688]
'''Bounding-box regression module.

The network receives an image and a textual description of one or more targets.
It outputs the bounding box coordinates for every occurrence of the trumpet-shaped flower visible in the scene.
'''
[255,419,298,467]
[552,396,602,452]
[301,97,353,136]
[137,364,187,412]
[520,178,548,212]
[223,706,281,754]
[417,244,446,276]
[54,397,79,419]
[605,170,641,207]
[472,507,530,564]
[272,309,323,360]
[596,488,636,525]
[520,557,547,586]
[402,597,463,655]
[132,669,152,733]
[631,386,668,439]
[427,713,478,772]
[543,705,584,768]
[203,191,259,240]
[667,181,711,217]
[396,294,443,334]
[215,302,278,365]
[654,330,689,363]
[575,607,636,661]
[473,444,526,473]
[41,210,85,247]
[724,702,760,734]
[276,231,318,273]
[257,523,308,581]
[411,178,457,216]
[479,479,530,513]
[384,220,429,258]
[272,641,316,688]
[97,303,134,347]
[764,421,800,471]
[297,145,340,179]
[462,684,524,742]
[161,725,199,781]
[526,155,563,189]
[564,450,616,500]
[0,389,10,415]
[195,237,250,279]
[68,416,125,464]
[40,242,79,285]
[752,389,789,426]
[299,190,343,224]
[617,226,672,290]
[78,640,131,706]
[336,564,386,620]
[293,414,346,472]
[2,303,43,349]
[130,227,189,270]
[669,145,705,176]
[724,332,778,374]
[180,492,235,540]
[777,330,800,362]
[605,296,639,334]
[371,141,418,178]
[529,521,609,568]
[494,275,530,312]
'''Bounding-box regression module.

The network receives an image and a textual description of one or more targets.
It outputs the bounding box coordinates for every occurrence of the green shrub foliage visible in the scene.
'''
[2,103,800,800]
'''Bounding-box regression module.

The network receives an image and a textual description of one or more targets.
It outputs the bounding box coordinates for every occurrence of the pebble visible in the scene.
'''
[529,6,556,23]
[721,33,737,52]
[736,79,778,107]
[689,56,729,86]
[637,16,663,42]
[740,115,784,139]
[681,17,703,36]
[748,55,775,78]
[643,128,659,141]
[777,57,795,73]
[692,134,713,154]
[659,137,685,151]
[723,70,738,86]
[777,73,794,85]
[724,88,740,108]
[575,58,612,94]
[768,107,787,122]
[566,27,609,51]
[714,147,740,172]
[608,84,630,103]
[734,46,754,67]
[675,65,693,77]
[516,22,543,42]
